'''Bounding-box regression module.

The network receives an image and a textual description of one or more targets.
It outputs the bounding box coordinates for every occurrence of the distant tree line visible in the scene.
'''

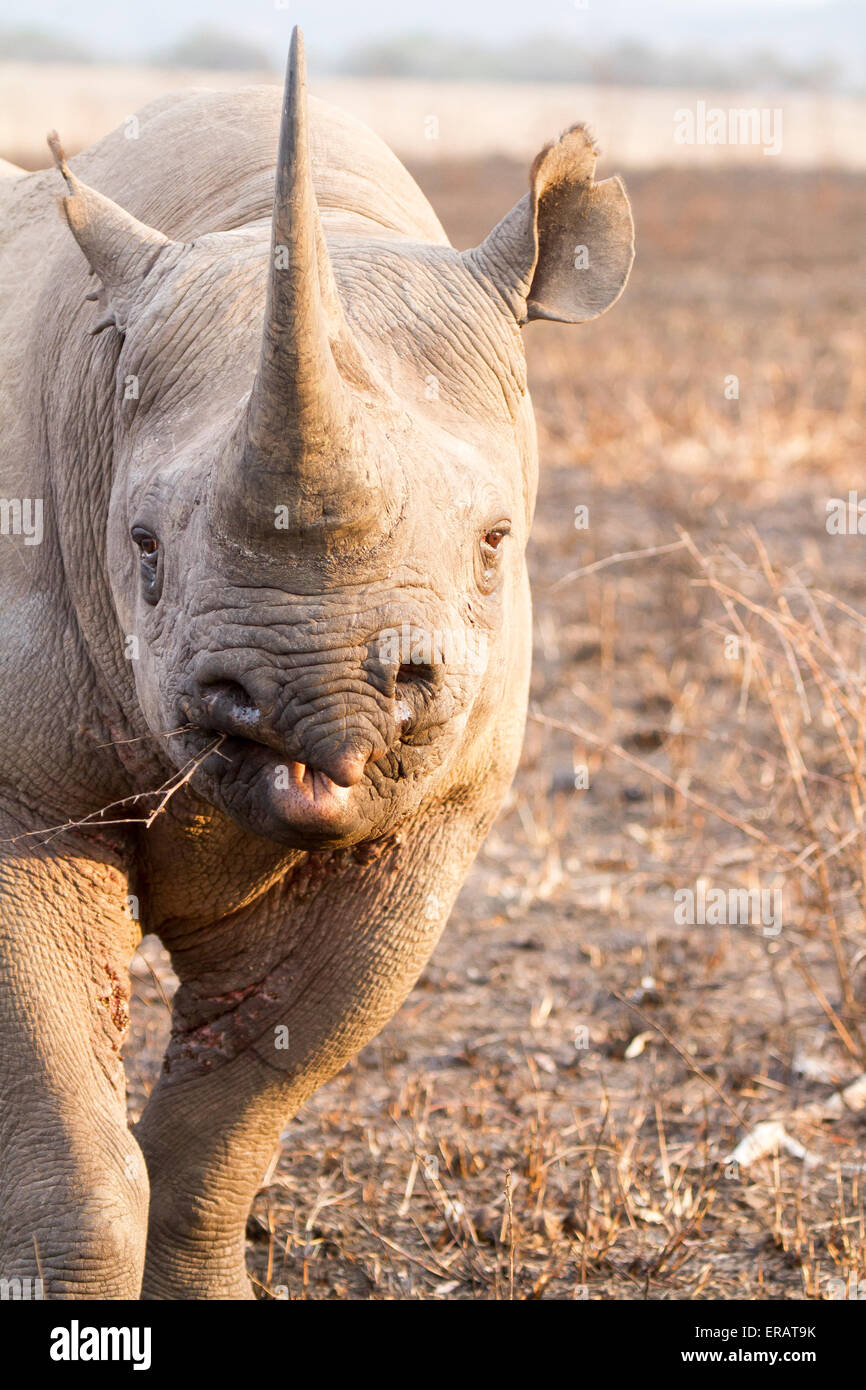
[0,25,849,92]
[0,26,274,72]
[335,33,844,92]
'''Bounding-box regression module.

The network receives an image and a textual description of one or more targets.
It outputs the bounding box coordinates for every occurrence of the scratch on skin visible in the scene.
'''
[97,961,130,1053]
[167,986,282,1072]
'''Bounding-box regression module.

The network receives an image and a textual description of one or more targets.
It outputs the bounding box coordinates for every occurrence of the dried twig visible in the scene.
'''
[3,736,225,846]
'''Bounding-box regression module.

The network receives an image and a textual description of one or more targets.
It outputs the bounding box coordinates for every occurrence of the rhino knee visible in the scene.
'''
[1,1134,149,1299]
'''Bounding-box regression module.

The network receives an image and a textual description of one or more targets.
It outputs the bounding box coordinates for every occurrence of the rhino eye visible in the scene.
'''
[132,529,158,557]
[480,525,510,559]
[131,526,162,604]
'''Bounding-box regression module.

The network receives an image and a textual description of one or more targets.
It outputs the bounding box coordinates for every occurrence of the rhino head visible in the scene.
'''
[51,30,633,850]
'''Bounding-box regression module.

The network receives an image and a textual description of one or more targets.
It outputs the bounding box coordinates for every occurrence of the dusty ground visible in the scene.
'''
[128,161,866,1300]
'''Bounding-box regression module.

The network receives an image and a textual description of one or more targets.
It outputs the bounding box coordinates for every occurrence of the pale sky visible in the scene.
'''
[0,0,859,64]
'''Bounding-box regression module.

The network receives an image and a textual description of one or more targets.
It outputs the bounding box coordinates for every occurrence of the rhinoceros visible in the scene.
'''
[0,29,633,1298]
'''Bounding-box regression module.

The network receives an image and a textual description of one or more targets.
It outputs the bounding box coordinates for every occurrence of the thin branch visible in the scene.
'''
[3,736,225,846]
[548,539,688,592]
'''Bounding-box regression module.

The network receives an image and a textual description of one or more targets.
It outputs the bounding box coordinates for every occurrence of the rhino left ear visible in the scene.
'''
[48,131,173,335]
[464,124,634,326]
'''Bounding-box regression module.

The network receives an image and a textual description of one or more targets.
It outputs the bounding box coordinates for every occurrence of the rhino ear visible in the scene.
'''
[465,124,634,325]
[48,131,172,335]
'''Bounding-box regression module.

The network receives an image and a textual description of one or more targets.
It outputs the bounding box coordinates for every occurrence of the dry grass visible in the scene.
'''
[127,162,866,1300]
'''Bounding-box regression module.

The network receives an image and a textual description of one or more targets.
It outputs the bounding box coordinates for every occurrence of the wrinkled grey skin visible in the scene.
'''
[0,31,633,1298]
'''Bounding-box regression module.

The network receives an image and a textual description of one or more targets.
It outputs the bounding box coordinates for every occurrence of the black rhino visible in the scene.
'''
[0,29,633,1297]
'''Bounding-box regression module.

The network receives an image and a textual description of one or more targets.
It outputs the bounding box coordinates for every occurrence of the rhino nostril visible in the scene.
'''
[393,663,439,733]
[397,662,435,688]
[197,678,260,727]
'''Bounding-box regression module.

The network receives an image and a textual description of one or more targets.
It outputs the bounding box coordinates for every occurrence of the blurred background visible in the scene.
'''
[1,0,864,168]
[4,2,866,1300]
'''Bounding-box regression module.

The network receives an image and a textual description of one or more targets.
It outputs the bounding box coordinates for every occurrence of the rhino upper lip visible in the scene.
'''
[181,724,358,829]
[186,677,419,777]
[195,720,356,790]
[181,692,368,807]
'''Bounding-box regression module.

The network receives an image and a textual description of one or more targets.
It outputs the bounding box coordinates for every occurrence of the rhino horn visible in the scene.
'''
[48,131,171,334]
[237,27,392,539]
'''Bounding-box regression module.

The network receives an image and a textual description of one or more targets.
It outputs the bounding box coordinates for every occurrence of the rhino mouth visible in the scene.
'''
[181,722,368,844]
[271,759,354,805]
[172,663,443,845]
[217,739,354,810]
[243,747,358,831]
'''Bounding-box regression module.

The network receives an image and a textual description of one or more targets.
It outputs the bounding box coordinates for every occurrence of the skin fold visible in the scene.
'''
[0,30,633,1298]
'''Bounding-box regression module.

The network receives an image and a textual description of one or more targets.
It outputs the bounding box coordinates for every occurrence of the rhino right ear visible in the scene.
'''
[464,124,634,326]
[48,131,173,335]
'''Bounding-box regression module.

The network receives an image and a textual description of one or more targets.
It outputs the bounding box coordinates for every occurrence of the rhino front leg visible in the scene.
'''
[0,822,148,1298]
[137,808,488,1299]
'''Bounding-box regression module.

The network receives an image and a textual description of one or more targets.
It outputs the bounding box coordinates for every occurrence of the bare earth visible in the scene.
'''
[123,159,866,1300]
